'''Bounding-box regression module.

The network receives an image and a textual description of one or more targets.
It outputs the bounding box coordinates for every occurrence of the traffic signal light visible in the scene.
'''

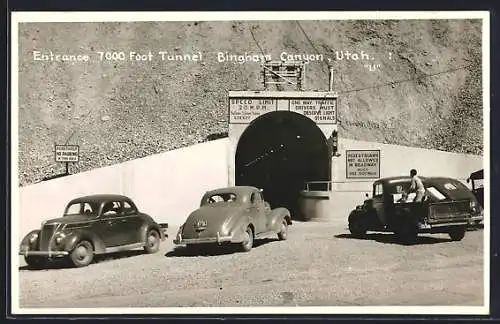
[331,130,338,156]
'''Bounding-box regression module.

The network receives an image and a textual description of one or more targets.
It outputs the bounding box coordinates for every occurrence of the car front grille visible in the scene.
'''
[39,224,58,250]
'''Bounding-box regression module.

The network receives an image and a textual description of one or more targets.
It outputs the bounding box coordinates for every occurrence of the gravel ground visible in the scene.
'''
[18,220,484,308]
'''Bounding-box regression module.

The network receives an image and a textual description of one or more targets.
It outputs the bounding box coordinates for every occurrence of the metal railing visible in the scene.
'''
[303,181,332,192]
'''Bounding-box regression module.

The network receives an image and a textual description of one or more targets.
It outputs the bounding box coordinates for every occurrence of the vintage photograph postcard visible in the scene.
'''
[10,11,490,315]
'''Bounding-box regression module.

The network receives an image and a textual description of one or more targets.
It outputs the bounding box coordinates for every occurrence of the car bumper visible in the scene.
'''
[173,232,234,245]
[469,215,483,223]
[418,221,469,230]
[159,223,169,239]
[19,248,69,258]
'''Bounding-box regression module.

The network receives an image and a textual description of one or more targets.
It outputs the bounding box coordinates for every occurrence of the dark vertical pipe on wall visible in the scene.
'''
[329,66,334,92]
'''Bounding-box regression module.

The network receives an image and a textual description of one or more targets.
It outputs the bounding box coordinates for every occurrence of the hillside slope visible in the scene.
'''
[17,19,483,186]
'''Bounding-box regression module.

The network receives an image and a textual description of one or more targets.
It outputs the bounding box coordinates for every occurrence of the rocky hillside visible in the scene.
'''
[17,19,483,186]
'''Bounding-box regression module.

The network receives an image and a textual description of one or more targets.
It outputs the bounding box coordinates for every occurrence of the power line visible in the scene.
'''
[295,21,330,73]
[249,26,292,90]
[294,21,476,95]
[338,63,473,94]
[249,26,267,59]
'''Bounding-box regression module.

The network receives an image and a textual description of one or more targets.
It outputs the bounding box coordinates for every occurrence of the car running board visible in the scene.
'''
[101,242,145,254]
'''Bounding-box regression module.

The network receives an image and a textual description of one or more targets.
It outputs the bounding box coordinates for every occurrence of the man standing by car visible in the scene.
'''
[407,169,426,202]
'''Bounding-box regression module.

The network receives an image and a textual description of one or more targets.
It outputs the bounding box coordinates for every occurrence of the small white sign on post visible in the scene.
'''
[55,145,79,163]
[346,149,381,179]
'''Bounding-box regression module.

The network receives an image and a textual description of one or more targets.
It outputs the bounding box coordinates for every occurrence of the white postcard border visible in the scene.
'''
[10,10,491,315]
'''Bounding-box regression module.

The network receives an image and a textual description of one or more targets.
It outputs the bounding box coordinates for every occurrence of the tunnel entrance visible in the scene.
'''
[235,111,331,220]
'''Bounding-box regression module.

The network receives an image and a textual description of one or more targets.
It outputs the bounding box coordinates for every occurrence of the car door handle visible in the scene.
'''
[120,219,127,223]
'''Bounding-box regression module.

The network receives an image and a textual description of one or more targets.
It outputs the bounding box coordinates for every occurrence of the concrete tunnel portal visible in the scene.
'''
[235,111,331,220]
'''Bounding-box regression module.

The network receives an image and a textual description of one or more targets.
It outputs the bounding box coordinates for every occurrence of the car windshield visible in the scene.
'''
[64,202,99,217]
[206,193,237,204]
[387,182,410,195]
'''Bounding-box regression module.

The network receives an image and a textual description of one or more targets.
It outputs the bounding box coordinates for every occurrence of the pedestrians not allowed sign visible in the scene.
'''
[55,145,79,163]
[346,150,380,179]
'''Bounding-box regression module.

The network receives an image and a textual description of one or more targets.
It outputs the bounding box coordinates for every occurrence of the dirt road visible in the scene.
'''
[18,220,484,308]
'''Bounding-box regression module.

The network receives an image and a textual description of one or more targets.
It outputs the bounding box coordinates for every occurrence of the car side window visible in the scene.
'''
[208,194,225,203]
[66,203,81,215]
[122,201,136,215]
[102,201,121,217]
[374,183,383,197]
[83,202,97,216]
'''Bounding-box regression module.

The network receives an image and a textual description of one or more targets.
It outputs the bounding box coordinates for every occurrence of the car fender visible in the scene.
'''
[267,207,291,232]
[348,208,366,223]
[64,230,106,254]
[230,215,254,242]
[139,220,163,243]
[20,229,41,248]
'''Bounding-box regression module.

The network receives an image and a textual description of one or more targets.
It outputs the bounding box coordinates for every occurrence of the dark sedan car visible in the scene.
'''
[19,194,168,268]
[348,176,483,244]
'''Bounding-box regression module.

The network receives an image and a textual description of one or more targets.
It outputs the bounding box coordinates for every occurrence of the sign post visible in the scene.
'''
[54,144,80,175]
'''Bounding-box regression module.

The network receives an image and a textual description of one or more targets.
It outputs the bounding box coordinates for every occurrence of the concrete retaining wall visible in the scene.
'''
[327,138,483,222]
[17,139,228,237]
[16,137,483,237]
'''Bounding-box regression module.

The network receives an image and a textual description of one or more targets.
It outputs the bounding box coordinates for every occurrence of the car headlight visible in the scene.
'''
[28,233,38,244]
[55,233,66,245]
[470,200,477,212]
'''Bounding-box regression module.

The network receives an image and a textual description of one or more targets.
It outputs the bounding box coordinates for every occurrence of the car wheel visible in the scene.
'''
[70,240,94,268]
[240,227,254,252]
[348,219,367,237]
[448,227,466,241]
[24,256,47,270]
[277,221,288,240]
[144,229,161,254]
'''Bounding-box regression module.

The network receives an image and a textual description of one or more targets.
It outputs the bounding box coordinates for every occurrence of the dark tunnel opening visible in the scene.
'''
[235,111,331,220]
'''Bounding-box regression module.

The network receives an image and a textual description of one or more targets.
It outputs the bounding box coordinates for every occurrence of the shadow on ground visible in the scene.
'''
[165,238,279,257]
[467,224,483,231]
[19,249,146,271]
[335,233,452,245]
